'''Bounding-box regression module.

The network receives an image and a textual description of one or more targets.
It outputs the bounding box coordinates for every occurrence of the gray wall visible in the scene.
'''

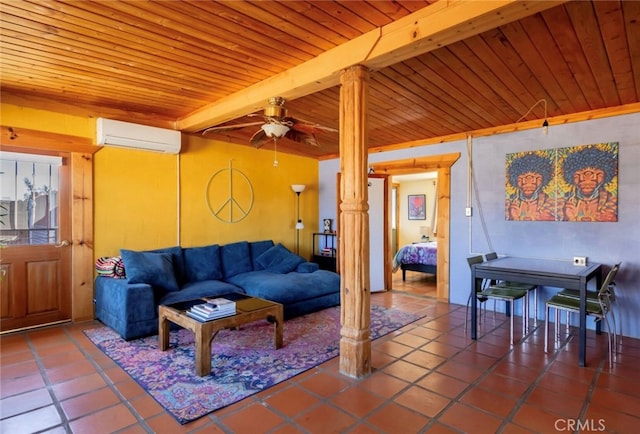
[319,112,640,338]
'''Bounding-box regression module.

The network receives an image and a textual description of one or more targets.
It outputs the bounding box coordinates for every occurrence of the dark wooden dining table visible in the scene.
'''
[470,257,602,367]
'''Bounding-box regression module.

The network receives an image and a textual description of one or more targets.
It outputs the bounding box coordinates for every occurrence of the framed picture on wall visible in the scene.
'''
[408,194,426,220]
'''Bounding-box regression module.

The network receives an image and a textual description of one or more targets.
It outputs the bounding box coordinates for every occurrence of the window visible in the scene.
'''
[0,152,62,245]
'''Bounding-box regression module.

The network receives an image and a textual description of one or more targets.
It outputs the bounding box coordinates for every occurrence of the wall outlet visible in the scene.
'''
[465,207,473,217]
[573,256,587,266]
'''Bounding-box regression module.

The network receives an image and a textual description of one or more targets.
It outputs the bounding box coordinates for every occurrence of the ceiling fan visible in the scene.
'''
[202,97,338,148]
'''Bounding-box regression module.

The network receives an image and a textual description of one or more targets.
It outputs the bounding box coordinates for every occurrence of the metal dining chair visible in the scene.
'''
[466,255,529,345]
[554,262,622,346]
[544,263,621,368]
[465,255,489,333]
[484,252,538,326]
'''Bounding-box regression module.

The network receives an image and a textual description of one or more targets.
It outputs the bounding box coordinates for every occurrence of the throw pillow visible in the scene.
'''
[120,249,180,292]
[95,256,126,279]
[256,243,305,274]
[249,240,275,270]
[220,241,252,278]
[147,246,184,285]
[183,244,222,282]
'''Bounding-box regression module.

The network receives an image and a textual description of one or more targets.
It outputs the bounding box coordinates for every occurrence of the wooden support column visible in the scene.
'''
[338,65,371,378]
[71,152,96,321]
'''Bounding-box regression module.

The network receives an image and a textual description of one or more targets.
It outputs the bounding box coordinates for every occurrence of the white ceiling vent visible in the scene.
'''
[96,118,181,154]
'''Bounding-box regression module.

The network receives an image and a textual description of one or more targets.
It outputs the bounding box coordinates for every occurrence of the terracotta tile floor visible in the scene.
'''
[392,270,437,297]
[2,289,639,433]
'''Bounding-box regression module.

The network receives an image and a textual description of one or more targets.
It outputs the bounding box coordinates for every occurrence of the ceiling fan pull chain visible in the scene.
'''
[273,137,279,167]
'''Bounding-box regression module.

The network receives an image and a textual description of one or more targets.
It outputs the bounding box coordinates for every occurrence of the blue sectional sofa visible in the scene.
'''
[94,240,341,340]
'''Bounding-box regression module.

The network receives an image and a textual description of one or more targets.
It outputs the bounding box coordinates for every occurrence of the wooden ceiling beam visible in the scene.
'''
[1,125,99,154]
[362,0,565,70]
[177,0,567,132]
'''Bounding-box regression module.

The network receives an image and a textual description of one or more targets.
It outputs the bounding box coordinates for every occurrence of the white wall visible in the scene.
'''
[319,112,640,338]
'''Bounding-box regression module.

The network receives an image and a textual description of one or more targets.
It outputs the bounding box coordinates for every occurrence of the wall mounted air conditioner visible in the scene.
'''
[96,118,181,154]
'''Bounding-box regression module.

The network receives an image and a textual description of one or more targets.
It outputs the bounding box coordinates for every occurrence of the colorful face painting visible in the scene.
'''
[505,143,618,222]
[505,150,556,221]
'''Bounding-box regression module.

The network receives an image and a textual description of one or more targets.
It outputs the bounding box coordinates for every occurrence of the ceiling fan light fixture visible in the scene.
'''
[261,123,290,138]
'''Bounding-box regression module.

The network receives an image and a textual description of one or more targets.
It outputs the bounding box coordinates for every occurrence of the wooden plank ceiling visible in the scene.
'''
[1,0,638,159]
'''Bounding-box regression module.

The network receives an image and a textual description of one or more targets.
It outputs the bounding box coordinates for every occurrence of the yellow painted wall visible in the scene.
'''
[397,178,437,247]
[1,103,319,259]
[94,146,181,253]
[179,135,318,255]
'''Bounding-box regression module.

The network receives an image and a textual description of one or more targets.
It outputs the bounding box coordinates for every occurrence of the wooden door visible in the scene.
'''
[335,173,390,292]
[368,175,389,292]
[0,151,72,331]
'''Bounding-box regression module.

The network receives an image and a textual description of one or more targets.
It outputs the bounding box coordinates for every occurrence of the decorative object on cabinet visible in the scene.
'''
[420,225,429,242]
[312,232,337,272]
[323,218,333,233]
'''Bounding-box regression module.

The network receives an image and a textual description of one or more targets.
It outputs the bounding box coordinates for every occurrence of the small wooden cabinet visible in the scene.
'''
[312,232,337,272]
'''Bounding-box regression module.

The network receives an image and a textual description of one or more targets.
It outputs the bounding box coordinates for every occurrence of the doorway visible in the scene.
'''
[0,126,98,332]
[0,150,72,331]
[370,152,460,301]
[391,172,438,297]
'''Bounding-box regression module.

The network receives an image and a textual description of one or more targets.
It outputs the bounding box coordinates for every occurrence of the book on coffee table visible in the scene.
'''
[186,307,235,322]
[202,297,236,312]
[185,297,236,322]
[190,303,234,316]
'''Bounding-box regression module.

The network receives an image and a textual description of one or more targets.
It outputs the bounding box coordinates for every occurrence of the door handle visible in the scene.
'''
[54,240,72,248]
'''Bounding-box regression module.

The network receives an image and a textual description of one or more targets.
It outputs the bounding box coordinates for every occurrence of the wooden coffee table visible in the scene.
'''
[158,294,283,376]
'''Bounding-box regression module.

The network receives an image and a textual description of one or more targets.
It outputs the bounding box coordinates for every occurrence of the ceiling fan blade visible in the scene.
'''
[249,129,271,148]
[202,121,264,135]
[286,129,320,147]
[290,118,338,134]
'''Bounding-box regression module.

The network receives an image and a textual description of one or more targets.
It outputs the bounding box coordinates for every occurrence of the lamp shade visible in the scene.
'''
[291,184,306,193]
[261,123,290,138]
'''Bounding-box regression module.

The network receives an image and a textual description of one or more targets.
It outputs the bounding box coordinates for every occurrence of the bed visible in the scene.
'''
[392,241,437,281]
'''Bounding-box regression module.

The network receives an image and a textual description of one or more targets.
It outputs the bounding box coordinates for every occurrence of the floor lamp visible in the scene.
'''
[291,184,305,254]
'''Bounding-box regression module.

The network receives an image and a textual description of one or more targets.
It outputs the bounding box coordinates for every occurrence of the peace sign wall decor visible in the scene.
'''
[205,160,254,223]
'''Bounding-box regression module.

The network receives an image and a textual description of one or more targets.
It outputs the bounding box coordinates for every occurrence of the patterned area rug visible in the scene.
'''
[85,305,424,424]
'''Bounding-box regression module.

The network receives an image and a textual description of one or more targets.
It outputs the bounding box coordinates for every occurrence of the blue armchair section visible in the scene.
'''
[94,240,340,340]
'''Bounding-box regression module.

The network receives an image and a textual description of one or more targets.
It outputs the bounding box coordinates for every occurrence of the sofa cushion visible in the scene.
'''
[220,241,253,278]
[183,244,222,282]
[227,270,340,305]
[256,243,305,274]
[147,246,185,284]
[120,249,180,292]
[249,240,275,270]
[160,280,244,305]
